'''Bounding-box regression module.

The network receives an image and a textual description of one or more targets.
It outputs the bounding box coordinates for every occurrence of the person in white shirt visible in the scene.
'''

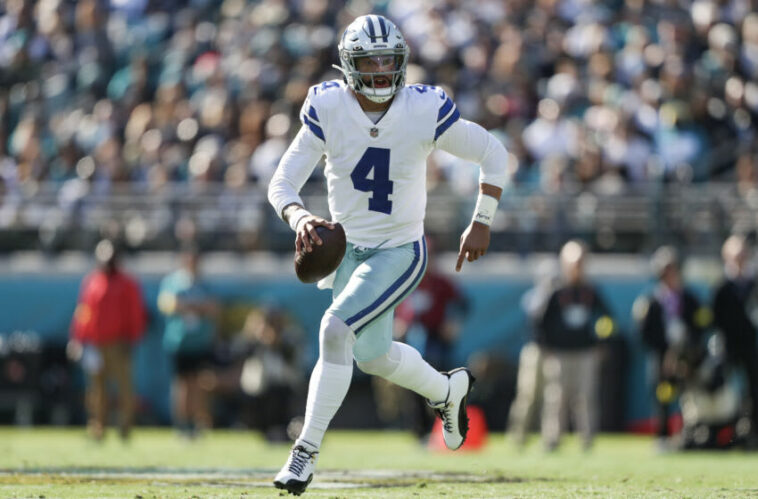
[268,14,509,495]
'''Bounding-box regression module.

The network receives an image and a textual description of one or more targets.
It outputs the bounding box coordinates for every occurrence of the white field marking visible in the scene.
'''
[0,468,508,490]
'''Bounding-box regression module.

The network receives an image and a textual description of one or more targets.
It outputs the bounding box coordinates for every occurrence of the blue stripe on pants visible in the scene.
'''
[345,238,427,333]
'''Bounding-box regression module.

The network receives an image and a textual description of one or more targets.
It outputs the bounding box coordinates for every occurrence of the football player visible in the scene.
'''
[268,14,509,495]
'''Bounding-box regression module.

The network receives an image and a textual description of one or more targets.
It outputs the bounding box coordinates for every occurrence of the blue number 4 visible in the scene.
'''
[351,147,393,215]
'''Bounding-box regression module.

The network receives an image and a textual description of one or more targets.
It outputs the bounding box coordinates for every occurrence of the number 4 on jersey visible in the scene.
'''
[351,147,393,215]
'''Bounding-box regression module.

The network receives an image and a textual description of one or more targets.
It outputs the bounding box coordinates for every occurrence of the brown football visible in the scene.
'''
[294,223,347,283]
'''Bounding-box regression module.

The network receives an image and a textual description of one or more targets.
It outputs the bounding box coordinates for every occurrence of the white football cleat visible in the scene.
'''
[273,444,319,496]
[428,367,475,450]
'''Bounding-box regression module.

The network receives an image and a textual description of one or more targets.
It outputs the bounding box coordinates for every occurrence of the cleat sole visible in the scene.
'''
[273,474,312,496]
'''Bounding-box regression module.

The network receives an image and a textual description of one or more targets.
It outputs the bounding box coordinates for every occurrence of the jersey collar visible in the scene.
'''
[346,86,403,131]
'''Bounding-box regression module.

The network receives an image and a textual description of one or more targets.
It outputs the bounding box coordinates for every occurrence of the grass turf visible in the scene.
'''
[1,428,757,498]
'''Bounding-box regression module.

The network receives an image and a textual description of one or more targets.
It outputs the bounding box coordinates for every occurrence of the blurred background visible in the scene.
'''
[1,0,757,451]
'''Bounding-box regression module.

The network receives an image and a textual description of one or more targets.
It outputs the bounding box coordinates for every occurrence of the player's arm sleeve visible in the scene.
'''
[267,124,326,219]
[435,118,509,189]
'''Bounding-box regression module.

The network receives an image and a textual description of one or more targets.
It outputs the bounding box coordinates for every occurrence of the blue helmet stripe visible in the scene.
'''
[366,16,377,40]
[434,108,460,140]
[377,16,389,42]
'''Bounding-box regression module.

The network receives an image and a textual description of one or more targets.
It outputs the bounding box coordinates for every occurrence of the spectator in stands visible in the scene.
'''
[157,245,219,439]
[393,237,467,440]
[507,259,558,448]
[537,240,614,451]
[634,246,708,451]
[68,238,146,440]
[712,235,758,445]
[235,306,303,442]
[2,0,754,233]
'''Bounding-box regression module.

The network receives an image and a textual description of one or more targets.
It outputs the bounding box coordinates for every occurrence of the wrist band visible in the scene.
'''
[288,207,312,231]
[472,193,498,226]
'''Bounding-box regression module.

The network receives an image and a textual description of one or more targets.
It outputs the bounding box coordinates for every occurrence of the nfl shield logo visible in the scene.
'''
[370,127,379,137]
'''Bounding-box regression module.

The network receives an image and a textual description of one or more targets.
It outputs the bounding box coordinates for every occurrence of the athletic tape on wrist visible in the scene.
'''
[472,193,498,226]
[288,207,312,232]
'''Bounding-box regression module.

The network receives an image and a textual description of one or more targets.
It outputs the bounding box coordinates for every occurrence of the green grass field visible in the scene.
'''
[1,428,757,498]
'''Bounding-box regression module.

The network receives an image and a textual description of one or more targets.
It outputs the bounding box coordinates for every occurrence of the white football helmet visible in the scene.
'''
[333,15,410,103]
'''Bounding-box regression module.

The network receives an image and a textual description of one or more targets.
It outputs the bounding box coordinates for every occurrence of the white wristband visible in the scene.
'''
[288,207,312,232]
[472,193,498,226]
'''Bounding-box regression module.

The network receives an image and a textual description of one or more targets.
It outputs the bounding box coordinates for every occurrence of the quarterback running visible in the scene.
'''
[268,14,509,495]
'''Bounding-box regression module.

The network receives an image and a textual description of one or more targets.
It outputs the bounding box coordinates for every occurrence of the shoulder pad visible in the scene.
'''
[307,80,344,106]
[405,84,449,109]
[301,80,343,141]
[406,84,461,141]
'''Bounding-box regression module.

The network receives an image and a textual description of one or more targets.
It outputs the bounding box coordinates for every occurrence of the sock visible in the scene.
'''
[296,314,356,450]
[297,359,353,450]
[358,342,448,403]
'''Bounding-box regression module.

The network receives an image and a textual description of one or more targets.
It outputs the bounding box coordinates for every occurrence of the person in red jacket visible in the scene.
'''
[68,239,146,441]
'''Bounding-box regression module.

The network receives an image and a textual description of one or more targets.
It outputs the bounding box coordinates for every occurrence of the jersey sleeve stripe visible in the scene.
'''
[344,238,427,333]
[437,98,454,122]
[302,114,325,141]
[308,105,320,123]
[434,108,460,140]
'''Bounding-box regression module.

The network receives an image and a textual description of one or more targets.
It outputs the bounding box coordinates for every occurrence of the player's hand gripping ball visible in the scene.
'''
[294,223,346,283]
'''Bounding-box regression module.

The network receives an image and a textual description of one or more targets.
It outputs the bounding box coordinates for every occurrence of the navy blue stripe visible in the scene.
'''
[302,114,325,141]
[377,16,389,42]
[366,17,377,40]
[434,108,460,140]
[353,238,428,334]
[308,105,320,123]
[437,98,454,122]
[346,240,422,328]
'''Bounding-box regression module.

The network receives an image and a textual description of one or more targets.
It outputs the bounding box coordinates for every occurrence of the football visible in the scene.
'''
[294,223,347,283]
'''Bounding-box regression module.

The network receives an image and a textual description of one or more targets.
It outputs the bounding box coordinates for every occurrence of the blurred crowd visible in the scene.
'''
[2,0,758,210]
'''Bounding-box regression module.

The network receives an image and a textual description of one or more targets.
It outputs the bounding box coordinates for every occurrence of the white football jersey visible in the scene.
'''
[299,80,460,248]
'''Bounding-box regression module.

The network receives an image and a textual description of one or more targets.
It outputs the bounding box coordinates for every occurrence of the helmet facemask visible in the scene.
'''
[341,49,408,103]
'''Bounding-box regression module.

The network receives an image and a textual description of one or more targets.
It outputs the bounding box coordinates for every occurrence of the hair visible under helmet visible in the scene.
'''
[333,15,409,103]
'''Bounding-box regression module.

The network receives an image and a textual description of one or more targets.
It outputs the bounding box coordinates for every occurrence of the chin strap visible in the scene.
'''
[334,64,398,103]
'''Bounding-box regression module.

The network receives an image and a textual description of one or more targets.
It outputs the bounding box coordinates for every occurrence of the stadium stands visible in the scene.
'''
[1,0,756,253]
